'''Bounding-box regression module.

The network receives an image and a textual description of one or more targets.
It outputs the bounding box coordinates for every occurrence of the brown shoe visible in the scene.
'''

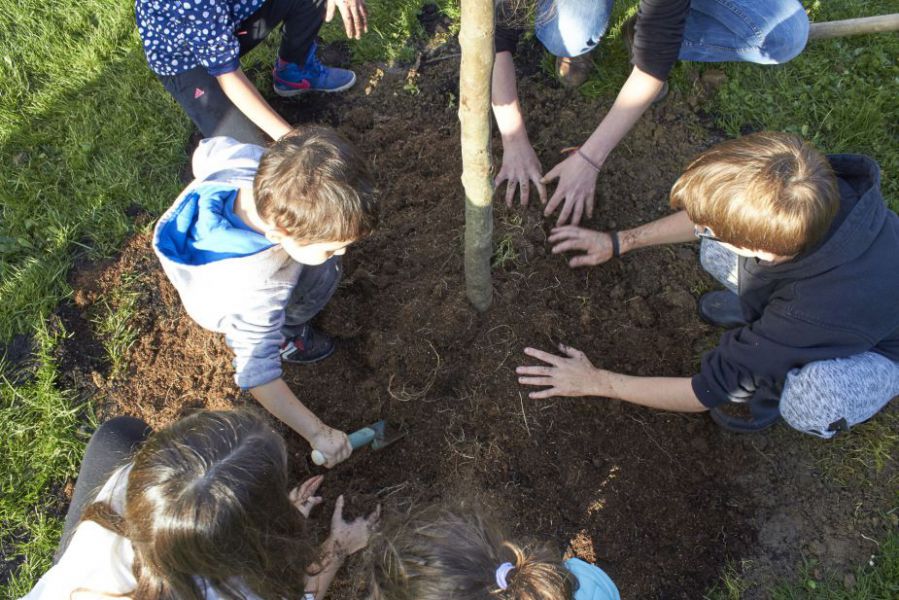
[555,54,593,88]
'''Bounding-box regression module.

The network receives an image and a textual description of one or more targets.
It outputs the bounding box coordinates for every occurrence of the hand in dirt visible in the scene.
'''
[311,426,352,468]
[541,151,599,225]
[516,344,603,399]
[326,0,368,40]
[290,475,325,518]
[496,135,547,208]
[549,226,615,267]
[329,495,381,557]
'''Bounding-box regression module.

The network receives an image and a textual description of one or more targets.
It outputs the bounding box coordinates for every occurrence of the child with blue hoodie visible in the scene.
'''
[366,504,620,600]
[152,126,378,466]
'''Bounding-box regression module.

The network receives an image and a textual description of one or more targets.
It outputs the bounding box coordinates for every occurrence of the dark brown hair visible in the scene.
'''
[669,132,839,256]
[254,125,378,243]
[81,409,316,600]
[366,504,573,600]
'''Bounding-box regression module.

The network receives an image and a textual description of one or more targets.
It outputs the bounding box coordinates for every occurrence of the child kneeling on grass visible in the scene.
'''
[366,504,619,600]
[519,132,899,436]
[21,409,379,600]
[152,126,378,466]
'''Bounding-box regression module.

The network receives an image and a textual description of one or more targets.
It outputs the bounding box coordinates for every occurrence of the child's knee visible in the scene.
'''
[780,354,899,438]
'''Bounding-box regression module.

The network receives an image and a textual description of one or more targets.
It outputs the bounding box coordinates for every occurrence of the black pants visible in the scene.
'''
[157,0,326,146]
[55,417,152,561]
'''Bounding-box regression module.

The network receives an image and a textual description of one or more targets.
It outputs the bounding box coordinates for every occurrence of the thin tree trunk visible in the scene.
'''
[458,0,495,312]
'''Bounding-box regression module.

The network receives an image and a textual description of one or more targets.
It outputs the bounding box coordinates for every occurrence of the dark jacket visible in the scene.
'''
[692,155,899,410]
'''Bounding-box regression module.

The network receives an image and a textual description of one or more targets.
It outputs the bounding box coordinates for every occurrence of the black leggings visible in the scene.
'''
[156,0,326,146]
[55,417,152,561]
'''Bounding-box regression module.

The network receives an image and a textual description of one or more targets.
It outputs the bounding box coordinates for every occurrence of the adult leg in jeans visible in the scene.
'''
[55,417,152,561]
[780,352,899,439]
[680,0,809,64]
[534,0,615,58]
[282,256,342,339]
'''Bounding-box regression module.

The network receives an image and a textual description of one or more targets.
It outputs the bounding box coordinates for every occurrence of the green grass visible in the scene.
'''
[772,533,899,599]
[0,322,93,598]
[93,272,143,380]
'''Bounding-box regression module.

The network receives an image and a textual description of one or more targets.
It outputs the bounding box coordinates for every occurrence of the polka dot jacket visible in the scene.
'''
[136,0,265,76]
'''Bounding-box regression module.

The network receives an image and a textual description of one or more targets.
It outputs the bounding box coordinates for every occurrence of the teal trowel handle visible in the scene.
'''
[310,427,376,466]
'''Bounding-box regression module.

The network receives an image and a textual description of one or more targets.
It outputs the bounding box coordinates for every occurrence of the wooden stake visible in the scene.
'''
[458,0,495,312]
[809,14,899,41]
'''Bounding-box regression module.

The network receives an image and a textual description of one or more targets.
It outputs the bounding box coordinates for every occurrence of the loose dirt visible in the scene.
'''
[56,35,896,599]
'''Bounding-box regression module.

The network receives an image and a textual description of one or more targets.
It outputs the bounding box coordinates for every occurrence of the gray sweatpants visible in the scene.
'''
[281,256,342,340]
[700,239,899,438]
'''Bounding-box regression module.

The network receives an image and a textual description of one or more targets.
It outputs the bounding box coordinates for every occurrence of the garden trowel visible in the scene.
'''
[310,420,404,466]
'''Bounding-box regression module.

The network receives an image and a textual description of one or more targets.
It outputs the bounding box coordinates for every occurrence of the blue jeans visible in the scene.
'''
[536,0,808,64]
[281,256,342,339]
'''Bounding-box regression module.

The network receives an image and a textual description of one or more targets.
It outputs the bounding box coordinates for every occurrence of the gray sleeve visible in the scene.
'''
[221,286,293,390]
[192,136,265,183]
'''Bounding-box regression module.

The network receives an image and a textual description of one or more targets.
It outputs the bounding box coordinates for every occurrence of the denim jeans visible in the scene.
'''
[281,256,342,339]
[699,239,899,439]
[536,0,808,64]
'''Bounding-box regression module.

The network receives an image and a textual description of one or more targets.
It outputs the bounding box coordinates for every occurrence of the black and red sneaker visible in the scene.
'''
[280,324,335,364]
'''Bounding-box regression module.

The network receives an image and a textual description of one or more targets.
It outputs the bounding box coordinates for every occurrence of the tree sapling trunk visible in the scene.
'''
[458,0,495,311]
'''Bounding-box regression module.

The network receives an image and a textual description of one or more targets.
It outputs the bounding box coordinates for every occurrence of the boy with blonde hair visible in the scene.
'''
[519,132,899,435]
[153,126,378,465]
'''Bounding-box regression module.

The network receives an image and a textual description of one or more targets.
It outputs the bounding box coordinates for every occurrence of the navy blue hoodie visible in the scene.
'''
[692,155,899,409]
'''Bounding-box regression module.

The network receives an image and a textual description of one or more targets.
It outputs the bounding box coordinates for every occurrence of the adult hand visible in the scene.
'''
[325,0,368,40]
[516,344,606,399]
[542,151,600,225]
[311,426,352,468]
[290,475,325,518]
[495,136,547,208]
[329,495,381,557]
[549,226,615,267]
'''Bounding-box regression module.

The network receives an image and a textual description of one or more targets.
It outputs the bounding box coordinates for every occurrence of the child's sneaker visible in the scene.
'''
[280,324,335,364]
[273,42,357,97]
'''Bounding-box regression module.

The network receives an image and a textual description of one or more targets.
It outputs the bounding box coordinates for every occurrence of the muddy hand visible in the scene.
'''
[549,226,615,267]
[496,135,547,208]
[326,0,368,40]
[541,152,599,225]
[290,475,325,517]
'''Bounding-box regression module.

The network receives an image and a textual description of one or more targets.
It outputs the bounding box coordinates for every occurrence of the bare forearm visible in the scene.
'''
[619,209,695,254]
[579,66,666,168]
[216,69,292,141]
[597,371,706,412]
[250,378,323,441]
[491,51,527,140]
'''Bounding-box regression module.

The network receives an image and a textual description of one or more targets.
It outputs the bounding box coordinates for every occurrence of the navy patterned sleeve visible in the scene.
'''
[177,0,241,76]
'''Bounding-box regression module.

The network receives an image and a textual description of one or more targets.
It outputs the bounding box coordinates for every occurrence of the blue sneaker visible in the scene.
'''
[273,42,357,97]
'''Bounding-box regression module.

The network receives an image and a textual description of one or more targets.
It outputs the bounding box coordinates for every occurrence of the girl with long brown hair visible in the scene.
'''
[22,408,378,600]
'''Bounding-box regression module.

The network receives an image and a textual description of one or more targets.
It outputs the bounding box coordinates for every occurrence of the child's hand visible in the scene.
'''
[311,426,352,468]
[290,475,325,518]
[325,0,368,40]
[516,344,606,399]
[329,495,380,557]
[549,226,615,267]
